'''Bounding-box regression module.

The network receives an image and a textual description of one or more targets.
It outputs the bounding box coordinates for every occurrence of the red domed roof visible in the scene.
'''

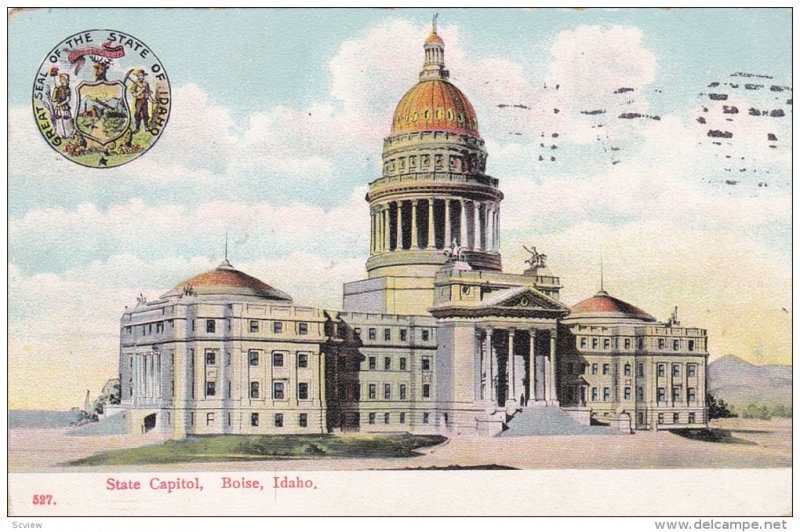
[569,290,655,322]
[162,260,292,301]
[425,31,444,45]
[391,79,479,136]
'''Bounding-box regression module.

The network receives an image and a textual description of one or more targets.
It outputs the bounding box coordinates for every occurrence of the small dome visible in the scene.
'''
[425,31,444,45]
[568,290,656,322]
[391,79,479,136]
[162,260,292,301]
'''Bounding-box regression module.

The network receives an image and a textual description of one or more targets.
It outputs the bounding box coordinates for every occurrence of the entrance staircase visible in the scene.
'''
[498,406,617,437]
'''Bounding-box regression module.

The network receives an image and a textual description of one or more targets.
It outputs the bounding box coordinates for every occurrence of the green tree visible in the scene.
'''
[707,394,736,419]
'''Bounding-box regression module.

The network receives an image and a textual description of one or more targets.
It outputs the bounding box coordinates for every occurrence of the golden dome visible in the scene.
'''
[391,79,479,137]
[425,31,444,45]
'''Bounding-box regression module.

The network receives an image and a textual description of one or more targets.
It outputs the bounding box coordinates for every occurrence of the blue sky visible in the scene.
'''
[8,8,792,407]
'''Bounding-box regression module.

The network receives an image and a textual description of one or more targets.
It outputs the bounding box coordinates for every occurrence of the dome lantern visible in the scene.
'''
[420,14,449,82]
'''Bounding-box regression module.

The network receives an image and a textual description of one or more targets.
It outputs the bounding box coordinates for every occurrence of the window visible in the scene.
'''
[603,387,610,401]
[624,387,631,400]
[368,328,376,340]
[658,339,665,350]
[206,320,215,333]
[672,386,681,402]
[400,384,407,400]
[638,337,644,350]
[298,354,308,368]
[673,340,680,351]
[658,413,664,424]
[272,381,284,400]
[400,357,407,371]
[225,352,231,366]
[274,413,283,427]
[384,328,391,341]
[591,387,598,401]
[205,351,216,365]
[688,340,695,352]
[192,320,195,332]
[603,338,610,349]
[400,412,406,424]
[603,364,610,375]
[423,412,430,424]
[251,413,259,427]
[298,322,308,335]
[657,387,666,402]
[637,363,644,377]
[400,329,407,342]
[273,321,283,334]
[638,412,645,426]
[592,338,598,349]
[249,351,259,366]
[672,364,681,378]
[422,357,431,371]
[206,381,216,396]
[592,363,598,375]
[580,338,587,348]
[384,384,391,399]
[368,357,376,370]
[369,412,376,424]
[688,364,697,377]
[206,412,215,426]
[273,353,284,367]
[384,412,390,424]
[422,330,430,341]
[249,320,259,333]
[657,364,665,377]
[624,363,631,376]
[624,338,631,349]
[688,387,696,402]
[250,381,260,399]
[673,413,679,424]
[368,384,376,399]
[384,357,391,370]
[299,413,308,427]
[298,382,309,400]
[688,412,696,424]
[637,386,644,401]
[423,384,431,398]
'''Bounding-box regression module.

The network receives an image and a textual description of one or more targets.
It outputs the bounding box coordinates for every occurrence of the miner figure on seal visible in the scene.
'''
[128,68,154,134]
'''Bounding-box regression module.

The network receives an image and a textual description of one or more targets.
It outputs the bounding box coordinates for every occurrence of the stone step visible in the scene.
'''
[498,406,617,437]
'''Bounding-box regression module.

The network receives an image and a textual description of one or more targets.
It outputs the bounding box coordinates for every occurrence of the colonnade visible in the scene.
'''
[370,198,499,254]
[132,351,161,403]
[476,328,557,407]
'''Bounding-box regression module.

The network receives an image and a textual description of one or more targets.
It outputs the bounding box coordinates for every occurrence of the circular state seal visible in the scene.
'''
[31,30,171,168]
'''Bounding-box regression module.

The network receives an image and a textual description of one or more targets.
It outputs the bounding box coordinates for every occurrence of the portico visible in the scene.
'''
[475,325,559,410]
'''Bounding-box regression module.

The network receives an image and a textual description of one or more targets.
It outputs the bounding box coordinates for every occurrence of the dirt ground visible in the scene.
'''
[8,417,791,473]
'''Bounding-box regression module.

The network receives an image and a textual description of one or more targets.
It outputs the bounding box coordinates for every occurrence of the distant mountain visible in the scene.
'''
[708,355,792,407]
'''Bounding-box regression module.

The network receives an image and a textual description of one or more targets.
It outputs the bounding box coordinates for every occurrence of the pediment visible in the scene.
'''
[480,287,568,312]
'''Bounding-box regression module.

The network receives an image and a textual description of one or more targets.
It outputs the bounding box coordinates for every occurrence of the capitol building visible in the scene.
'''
[118,25,709,437]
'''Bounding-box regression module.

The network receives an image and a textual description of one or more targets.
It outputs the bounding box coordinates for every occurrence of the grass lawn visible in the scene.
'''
[68,433,447,466]
[669,428,757,445]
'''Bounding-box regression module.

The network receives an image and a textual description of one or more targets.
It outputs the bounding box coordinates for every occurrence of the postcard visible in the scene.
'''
[7,7,792,519]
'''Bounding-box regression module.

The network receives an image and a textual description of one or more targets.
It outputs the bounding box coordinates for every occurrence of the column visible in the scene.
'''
[507,329,516,407]
[383,206,390,252]
[444,199,452,247]
[494,207,500,251]
[370,210,375,254]
[396,201,403,250]
[485,205,493,252]
[131,355,137,402]
[486,328,495,404]
[427,199,436,249]
[477,329,484,401]
[376,207,383,252]
[548,330,558,405]
[411,200,419,249]
[529,330,537,404]
[459,200,468,246]
[473,201,481,250]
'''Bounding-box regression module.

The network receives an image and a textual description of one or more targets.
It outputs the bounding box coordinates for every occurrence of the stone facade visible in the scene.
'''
[118,25,708,437]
